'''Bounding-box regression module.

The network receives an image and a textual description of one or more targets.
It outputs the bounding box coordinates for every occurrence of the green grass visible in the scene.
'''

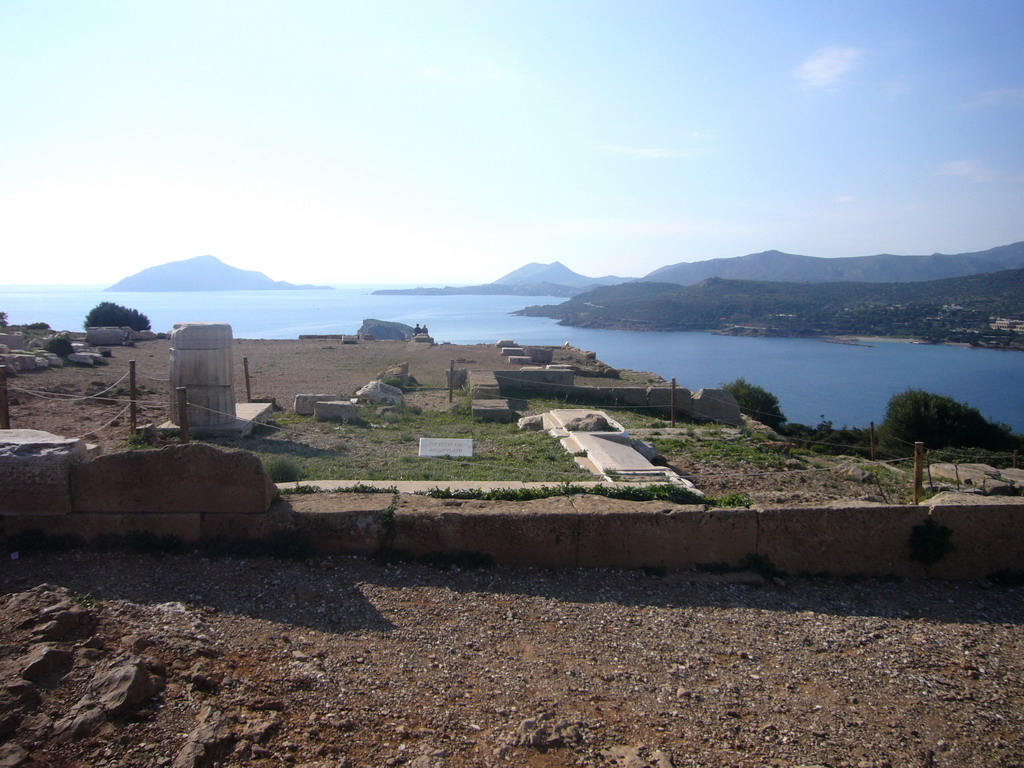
[651,435,796,470]
[209,402,593,483]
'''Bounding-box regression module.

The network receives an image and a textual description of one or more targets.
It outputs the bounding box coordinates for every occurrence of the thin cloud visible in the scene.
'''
[965,88,1024,108]
[796,46,863,90]
[600,146,700,159]
[934,160,999,184]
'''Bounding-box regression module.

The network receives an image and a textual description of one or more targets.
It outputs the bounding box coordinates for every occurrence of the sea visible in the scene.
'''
[3,285,1022,432]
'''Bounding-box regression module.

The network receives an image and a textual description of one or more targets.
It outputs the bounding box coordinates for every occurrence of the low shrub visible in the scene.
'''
[264,457,302,483]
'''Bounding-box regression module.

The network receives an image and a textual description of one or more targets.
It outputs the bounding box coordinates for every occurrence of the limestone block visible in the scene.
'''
[411,335,433,344]
[294,394,341,415]
[0,333,25,350]
[71,443,277,514]
[445,368,468,389]
[85,327,129,345]
[523,346,554,364]
[0,429,89,514]
[169,322,235,427]
[314,400,362,423]
[500,347,524,356]
[690,388,742,425]
[170,322,234,350]
[355,380,405,406]
[390,496,579,566]
[507,356,533,365]
[45,354,63,367]
[757,506,927,578]
[67,353,98,366]
[12,354,39,371]
[574,499,755,569]
[472,400,514,423]
[0,344,7,353]
[496,339,516,348]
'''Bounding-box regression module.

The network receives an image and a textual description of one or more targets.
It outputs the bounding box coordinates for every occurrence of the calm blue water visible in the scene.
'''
[3,286,1022,431]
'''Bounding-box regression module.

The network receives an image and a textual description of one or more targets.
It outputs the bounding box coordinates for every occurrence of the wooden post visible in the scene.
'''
[176,387,190,443]
[243,356,252,403]
[0,365,9,429]
[448,360,455,404]
[913,441,925,504]
[670,378,677,428]
[869,421,876,461]
[129,360,137,436]
[1014,450,1019,469]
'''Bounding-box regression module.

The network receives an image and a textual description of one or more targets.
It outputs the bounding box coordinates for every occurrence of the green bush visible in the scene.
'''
[44,337,74,357]
[879,389,1017,453]
[83,301,151,332]
[722,378,786,431]
[264,457,302,483]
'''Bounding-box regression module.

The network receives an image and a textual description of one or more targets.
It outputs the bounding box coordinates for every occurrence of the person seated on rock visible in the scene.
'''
[413,324,422,335]
[421,324,429,336]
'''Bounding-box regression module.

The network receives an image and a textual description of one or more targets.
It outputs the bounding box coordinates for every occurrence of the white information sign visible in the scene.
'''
[419,438,473,458]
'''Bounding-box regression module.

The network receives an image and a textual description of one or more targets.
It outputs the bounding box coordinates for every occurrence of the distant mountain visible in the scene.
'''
[373,282,580,298]
[105,255,333,291]
[644,242,1024,285]
[372,261,631,297]
[492,261,630,288]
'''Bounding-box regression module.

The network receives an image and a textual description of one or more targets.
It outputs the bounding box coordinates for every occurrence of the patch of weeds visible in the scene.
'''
[264,457,302,483]
[709,492,752,508]
[280,483,325,495]
[71,593,101,610]
[908,518,954,567]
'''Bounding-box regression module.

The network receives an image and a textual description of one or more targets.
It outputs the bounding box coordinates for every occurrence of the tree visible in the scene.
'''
[0,311,8,327]
[83,302,151,332]
[879,389,1016,453]
[722,378,786,431]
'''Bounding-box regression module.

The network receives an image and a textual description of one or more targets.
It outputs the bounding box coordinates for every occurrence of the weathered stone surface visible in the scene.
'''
[173,705,237,768]
[377,361,410,385]
[517,414,545,431]
[0,333,25,350]
[92,658,165,716]
[495,339,515,347]
[562,413,614,432]
[690,388,742,425]
[523,346,554,364]
[71,443,277,514]
[21,645,72,681]
[0,429,89,514]
[169,322,235,427]
[313,400,362,423]
[445,367,468,389]
[67,352,105,366]
[85,327,130,346]
[355,380,405,406]
[500,347,524,356]
[472,400,514,423]
[11,354,40,371]
[293,394,340,415]
[507,355,533,365]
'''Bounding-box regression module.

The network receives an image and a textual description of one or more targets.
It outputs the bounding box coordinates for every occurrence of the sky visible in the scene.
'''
[2,1,1023,286]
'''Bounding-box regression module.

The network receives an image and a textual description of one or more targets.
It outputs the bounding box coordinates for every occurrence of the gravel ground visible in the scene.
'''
[2,553,1022,767]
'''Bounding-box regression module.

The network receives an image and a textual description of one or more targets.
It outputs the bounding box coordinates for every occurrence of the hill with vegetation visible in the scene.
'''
[106,255,333,291]
[517,269,1024,347]
[644,241,1024,285]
